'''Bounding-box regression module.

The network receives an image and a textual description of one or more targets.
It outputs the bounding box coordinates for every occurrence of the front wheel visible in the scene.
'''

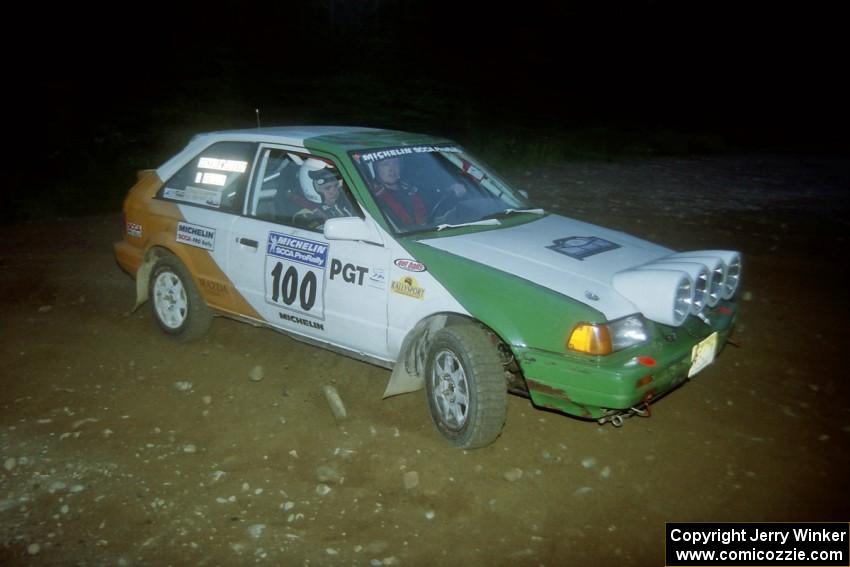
[149,253,212,342]
[425,325,507,448]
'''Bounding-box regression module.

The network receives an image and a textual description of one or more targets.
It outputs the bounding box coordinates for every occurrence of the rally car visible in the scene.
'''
[114,126,740,448]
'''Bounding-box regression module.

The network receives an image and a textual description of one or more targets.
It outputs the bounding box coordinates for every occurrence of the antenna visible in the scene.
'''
[255,108,261,129]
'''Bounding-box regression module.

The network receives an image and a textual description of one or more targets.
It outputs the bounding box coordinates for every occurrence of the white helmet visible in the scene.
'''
[299,158,333,204]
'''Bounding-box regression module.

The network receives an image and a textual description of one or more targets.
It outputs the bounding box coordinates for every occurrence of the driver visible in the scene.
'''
[369,156,428,228]
[369,156,468,229]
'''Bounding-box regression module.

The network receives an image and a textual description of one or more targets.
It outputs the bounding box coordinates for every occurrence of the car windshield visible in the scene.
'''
[350,145,536,234]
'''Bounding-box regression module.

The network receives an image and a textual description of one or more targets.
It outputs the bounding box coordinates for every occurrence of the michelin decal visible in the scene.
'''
[176,222,216,251]
[353,145,461,164]
[265,232,328,320]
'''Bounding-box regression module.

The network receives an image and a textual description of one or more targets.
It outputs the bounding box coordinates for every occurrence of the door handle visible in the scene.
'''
[237,237,258,249]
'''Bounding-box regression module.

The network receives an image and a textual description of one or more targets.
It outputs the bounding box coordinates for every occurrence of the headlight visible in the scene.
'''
[610,314,649,351]
[568,315,648,355]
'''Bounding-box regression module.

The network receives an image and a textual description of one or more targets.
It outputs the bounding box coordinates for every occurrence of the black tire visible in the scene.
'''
[148,252,212,342]
[425,325,507,448]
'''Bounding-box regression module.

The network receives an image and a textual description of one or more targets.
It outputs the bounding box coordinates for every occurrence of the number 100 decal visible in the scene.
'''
[265,232,328,319]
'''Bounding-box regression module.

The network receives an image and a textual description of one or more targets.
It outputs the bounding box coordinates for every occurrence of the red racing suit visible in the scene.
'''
[371,181,427,227]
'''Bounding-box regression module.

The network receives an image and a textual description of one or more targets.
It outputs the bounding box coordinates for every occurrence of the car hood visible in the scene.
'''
[419,214,674,322]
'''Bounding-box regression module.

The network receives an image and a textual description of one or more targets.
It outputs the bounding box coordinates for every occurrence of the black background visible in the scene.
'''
[6,1,847,221]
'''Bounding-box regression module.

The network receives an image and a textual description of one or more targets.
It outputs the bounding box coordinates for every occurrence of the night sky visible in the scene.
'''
[6,1,846,220]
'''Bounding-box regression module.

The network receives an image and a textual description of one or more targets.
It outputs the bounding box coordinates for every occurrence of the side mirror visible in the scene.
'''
[324,217,383,245]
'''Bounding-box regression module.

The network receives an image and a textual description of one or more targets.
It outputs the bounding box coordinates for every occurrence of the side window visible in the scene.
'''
[158,142,256,213]
[247,148,359,232]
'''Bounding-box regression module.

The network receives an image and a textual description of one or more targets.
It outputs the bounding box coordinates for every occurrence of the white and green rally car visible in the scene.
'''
[114,126,741,448]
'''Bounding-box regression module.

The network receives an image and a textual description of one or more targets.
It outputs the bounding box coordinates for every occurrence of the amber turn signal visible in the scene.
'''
[567,323,612,355]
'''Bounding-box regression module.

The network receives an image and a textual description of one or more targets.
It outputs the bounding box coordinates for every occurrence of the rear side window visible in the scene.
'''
[158,142,257,213]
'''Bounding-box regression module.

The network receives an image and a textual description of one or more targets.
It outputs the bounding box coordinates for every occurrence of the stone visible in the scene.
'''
[247,524,266,538]
[403,471,419,490]
[323,385,347,420]
[249,366,265,382]
[503,468,523,482]
[317,465,342,483]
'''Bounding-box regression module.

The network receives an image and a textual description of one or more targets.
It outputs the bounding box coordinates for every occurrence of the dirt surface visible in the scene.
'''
[2,155,849,565]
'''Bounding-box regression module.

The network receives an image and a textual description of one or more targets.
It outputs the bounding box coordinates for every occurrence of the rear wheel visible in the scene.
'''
[149,253,212,341]
[425,325,507,448]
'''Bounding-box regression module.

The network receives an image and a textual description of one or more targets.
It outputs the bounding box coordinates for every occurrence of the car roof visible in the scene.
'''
[158,126,456,179]
[194,125,379,146]
[194,126,453,150]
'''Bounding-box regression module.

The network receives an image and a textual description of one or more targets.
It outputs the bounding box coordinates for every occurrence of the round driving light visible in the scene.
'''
[721,253,741,299]
[649,261,710,314]
[673,276,692,325]
[673,250,743,303]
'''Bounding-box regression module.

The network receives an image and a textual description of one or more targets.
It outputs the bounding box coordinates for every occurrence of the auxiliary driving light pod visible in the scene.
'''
[668,254,726,307]
[639,261,710,315]
[675,250,742,299]
[611,268,693,327]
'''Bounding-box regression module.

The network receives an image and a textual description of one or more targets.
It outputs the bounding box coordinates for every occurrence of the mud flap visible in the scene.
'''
[133,258,155,312]
[382,315,447,398]
[383,360,424,398]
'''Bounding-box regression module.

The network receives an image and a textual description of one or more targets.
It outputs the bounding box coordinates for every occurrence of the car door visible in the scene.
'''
[155,141,257,312]
[227,145,391,360]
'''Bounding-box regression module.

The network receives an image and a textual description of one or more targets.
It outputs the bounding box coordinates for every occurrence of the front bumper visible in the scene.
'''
[516,301,738,419]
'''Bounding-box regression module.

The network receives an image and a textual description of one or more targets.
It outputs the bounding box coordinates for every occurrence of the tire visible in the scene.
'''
[425,325,507,449]
[149,252,212,342]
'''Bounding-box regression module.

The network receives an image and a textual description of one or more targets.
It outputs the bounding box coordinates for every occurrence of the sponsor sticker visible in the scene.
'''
[352,145,461,163]
[547,236,621,260]
[126,222,142,238]
[267,232,328,269]
[176,222,216,251]
[368,268,387,289]
[279,312,324,331]
[330,259,369,286]
[194,171,227,187]
[163,185,222,208]
[394,258,426,272]
[391,276,425,300]
[199,277,229,296]
[197,157,247,173]
[266,232,328,319]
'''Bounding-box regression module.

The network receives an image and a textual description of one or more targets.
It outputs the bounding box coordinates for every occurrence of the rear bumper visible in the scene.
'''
[516,301,738,419]
[114,240,143,277]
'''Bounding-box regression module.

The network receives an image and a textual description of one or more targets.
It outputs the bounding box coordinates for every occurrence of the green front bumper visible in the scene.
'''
[516,302,738,419]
